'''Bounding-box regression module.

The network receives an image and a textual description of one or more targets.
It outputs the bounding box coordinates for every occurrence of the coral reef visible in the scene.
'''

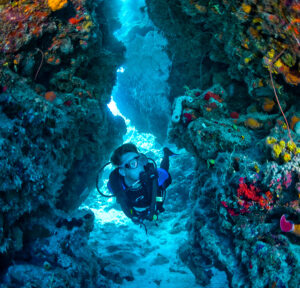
[145,0,299,120]
[171,95,193,123]
[280,214,300,236]
[0,0,299,286]
[2,209,115,287]
[143,2,300,284]
[167,84,299,286]
[180,150,300,287]
[0,0,125,101]
[0,0,126,285]
[48,0,68,12]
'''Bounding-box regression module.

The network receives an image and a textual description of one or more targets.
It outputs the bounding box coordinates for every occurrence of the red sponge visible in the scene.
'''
[280,215,294,232]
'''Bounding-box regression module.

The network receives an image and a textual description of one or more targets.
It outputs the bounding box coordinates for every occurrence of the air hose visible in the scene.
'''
[96,162,115,197]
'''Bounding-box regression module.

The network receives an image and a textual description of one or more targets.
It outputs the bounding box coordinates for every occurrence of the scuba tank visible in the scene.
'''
[96,155,165,234]
[138,161,159,221]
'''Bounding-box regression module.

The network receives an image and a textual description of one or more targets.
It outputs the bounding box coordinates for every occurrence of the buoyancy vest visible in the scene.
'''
[107,167,171,220]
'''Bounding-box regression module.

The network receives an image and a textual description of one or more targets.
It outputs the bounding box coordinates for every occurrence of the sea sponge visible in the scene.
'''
[286,141,296,152]
[44,91,56,102]
[290,115,300,131]
[282,53,296,68]
[294,224,300,237]
[244,57,252,64]
[272,144,282,158]
[244,118,262,129]
[274,59,287,71]
[267,137,299,162]
[280,215,294,232]
[230,111,239,119]
[194,4,207,13]
[280,215,300,237]
[242,3,251,14]
[284,71,300,86]
[262,98,275,112]
[266,137,277,145]
[172,96,193,123]
[279,140,286,149]
[48,0,68,12]
[282,153,291,163]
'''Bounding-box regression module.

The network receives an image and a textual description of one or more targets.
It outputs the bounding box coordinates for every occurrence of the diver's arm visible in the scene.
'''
[107,173,136,220]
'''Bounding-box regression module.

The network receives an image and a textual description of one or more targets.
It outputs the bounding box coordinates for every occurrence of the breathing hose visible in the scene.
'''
[96,162,115,197]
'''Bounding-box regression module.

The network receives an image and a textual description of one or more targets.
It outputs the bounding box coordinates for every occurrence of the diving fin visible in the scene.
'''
[163,147,178,157]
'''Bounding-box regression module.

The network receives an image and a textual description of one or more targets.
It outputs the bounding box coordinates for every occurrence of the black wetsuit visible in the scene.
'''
[107,154,172,221]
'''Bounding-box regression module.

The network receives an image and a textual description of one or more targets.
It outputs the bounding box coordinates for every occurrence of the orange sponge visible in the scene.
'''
[44,91,56,102]
[48,0,68,12]
[294,224,300,237]
[290,116,300,131]
[244,118,262,129]
[262,98,275,112]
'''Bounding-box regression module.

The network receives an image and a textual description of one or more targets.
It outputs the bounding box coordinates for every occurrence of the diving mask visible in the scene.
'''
[120,154,148,170]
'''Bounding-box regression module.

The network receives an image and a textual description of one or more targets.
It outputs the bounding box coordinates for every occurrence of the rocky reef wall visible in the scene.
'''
[146,0,300,108]
[169,88,300,288]
[0,0,126,286]
[145,0,300,287]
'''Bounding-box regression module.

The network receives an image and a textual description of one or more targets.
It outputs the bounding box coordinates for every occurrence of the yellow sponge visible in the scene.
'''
[266,137,277,145]
[282,153,291,163]
[287,141,296,152]
[272,144,282,158]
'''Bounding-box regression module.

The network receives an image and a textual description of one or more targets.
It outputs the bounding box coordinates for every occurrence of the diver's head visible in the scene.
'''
[111,143,148,187]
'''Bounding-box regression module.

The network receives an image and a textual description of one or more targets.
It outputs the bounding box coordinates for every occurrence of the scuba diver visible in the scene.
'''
[104,143,176,227]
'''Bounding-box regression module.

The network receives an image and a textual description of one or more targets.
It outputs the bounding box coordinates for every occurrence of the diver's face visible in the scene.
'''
[119,152,146,184]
